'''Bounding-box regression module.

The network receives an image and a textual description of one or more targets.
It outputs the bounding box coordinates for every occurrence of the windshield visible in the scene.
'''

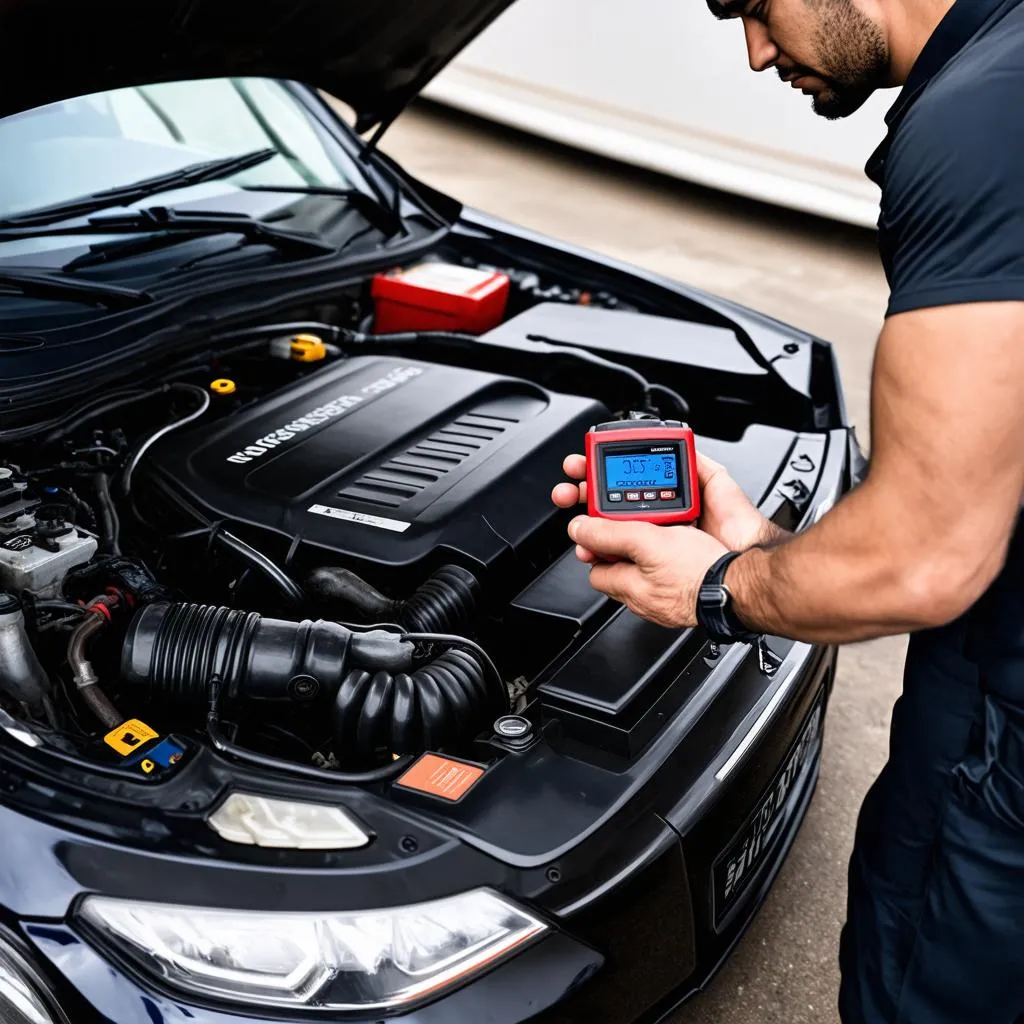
[0,77,364,220]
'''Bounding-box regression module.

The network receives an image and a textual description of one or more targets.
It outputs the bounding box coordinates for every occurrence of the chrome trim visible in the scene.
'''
[714,642,814,783]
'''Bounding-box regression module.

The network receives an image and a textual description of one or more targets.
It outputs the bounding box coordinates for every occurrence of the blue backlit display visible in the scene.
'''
[604,452,678,490]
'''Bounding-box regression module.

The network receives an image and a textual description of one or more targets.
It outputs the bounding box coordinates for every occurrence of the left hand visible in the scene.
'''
[568,515,728,629]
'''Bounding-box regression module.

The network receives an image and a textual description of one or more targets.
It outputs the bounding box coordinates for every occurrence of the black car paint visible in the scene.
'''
[0,0,519,132]
[0,65,859,1024]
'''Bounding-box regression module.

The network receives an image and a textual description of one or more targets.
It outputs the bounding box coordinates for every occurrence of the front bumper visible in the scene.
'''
[14,639,834,1024]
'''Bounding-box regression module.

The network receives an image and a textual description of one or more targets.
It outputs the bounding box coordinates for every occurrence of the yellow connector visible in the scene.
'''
[210,378,237,395]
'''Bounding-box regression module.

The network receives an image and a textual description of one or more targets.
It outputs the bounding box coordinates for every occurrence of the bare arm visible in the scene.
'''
[728,302,1024,643]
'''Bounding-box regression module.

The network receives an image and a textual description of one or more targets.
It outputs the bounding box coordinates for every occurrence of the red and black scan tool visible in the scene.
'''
[585,419,701,524]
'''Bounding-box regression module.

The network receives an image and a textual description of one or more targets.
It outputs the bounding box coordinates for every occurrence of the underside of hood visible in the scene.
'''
[0,0,516,131]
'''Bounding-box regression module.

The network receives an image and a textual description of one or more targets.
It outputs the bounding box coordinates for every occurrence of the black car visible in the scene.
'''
[0,3,862,1023]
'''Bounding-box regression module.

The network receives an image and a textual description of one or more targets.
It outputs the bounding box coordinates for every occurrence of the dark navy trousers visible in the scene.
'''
[839,520,1024,1023]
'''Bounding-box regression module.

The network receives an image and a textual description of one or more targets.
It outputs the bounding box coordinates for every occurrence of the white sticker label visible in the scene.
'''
[308,504,411,533]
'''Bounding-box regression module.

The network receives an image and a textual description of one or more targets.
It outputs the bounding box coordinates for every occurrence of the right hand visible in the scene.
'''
[551,451,780,552]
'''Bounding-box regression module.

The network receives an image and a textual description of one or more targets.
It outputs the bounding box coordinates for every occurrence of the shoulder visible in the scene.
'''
[881,55,1024,315]
[885,23,1024,213]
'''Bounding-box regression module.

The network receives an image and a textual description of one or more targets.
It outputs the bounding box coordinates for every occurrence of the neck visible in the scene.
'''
[883,0,957,84]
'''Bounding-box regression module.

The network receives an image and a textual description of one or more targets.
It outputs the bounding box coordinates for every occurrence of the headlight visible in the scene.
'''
[0,941,65,1024]
[78,888,546,1011]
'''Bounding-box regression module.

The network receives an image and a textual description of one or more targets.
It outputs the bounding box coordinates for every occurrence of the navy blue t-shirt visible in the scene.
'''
[870,0,1024,317]
[866,0,1024,707]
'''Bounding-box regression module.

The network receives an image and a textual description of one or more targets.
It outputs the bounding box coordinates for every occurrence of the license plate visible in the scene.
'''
[712,694,824,928]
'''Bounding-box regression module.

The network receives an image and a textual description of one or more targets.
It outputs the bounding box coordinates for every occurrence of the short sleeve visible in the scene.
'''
[882,80,1024,317]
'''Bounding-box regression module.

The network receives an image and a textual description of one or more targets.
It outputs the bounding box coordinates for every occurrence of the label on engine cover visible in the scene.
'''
[224,365,425,465]
[308,504,411,533]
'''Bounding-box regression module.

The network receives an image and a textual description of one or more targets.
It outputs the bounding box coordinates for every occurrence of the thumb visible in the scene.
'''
[568,515,650,561]
[696,451,727,488]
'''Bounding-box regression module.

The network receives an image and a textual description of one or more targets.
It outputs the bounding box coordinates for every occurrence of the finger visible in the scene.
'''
[568,515,649,562]
[575,543,598,563]
[562,454,587,481]
[551,482,582,508]
[696,451,727,487]
[588,560,641,603]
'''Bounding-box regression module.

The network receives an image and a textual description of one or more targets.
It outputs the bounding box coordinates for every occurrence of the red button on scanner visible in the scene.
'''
[659,490,676,500]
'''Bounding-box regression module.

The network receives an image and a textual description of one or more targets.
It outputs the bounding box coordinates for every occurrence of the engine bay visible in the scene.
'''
[0,251,829,785]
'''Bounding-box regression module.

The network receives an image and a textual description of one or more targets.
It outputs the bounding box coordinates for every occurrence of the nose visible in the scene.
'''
[742,17,780,72]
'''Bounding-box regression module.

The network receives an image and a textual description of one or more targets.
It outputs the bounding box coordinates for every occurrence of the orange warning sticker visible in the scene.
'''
[396,754,485,802]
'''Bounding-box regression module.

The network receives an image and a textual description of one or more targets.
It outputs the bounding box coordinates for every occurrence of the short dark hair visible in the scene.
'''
[706,0,747,18]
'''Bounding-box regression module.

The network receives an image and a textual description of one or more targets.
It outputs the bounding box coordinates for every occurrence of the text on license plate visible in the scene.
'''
[712,695,824,928]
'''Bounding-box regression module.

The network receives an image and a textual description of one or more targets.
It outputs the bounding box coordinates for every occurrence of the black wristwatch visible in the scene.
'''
[696,551,760,643]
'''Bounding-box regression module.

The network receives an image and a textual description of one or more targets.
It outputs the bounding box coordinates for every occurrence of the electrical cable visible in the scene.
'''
[647,381,691,419]
[209,321,342,345]
[341,328,692,419]
[205,677,413,783]
[400,630,508,714]
[93,472,121,556]
[144,481,305,606]
[0,387,150,445]
[121,383,210,495]
[216,529,305,605]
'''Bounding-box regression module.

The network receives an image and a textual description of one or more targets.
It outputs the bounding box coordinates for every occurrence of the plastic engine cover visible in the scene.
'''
[149,356,606,581]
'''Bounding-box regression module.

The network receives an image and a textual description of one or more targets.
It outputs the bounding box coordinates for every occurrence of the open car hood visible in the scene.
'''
[0,0,516,131]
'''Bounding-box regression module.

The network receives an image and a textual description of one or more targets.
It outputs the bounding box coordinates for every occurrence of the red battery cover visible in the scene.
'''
[585,426,701,525]
[372,262,510,335]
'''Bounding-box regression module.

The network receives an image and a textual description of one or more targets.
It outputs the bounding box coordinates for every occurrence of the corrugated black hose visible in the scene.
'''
[122,603,507,767]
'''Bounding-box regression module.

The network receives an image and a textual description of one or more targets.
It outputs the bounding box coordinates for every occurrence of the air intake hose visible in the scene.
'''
[332,648,494,758]
[305,564,480,635]
[120,603,498,761]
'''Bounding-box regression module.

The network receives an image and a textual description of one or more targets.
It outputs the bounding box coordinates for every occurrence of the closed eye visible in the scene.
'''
[748,0,770,23]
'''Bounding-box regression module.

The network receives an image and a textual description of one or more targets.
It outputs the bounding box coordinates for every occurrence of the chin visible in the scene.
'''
[812,89,872,120]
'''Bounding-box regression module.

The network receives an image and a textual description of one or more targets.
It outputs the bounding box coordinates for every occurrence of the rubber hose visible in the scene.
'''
[122,602,493,765]
[306,564,480,635]
[400,565,479,634]
[305,567,398,621]
[93,473,122,556]
[333,648,490,760]
[68,605,123,729]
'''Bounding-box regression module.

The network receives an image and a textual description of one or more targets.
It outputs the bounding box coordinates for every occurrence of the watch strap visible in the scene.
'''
[696,551,759,643]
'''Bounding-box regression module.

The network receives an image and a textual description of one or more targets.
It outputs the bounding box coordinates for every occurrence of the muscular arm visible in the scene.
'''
[728,301,1024,644]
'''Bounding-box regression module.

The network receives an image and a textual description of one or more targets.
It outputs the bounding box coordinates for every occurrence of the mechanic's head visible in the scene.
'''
[705,0,889,119]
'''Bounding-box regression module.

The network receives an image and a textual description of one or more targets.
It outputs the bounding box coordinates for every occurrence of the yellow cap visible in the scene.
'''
[290,333,327,362]
[210,378,237,395]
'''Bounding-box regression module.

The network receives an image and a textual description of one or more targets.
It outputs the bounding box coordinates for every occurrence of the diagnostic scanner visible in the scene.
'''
[585,419,700,524]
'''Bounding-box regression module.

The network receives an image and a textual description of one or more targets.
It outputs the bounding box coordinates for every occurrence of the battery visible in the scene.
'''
[371,262,510,335]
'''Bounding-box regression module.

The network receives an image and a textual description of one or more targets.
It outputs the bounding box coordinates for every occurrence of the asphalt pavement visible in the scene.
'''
[382,101,906,1024]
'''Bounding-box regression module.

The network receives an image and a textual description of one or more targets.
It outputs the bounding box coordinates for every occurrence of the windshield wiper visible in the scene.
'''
[0,206,335,259]
[0,148,279,229]
[0,268,152,307]
[241,185,407,237]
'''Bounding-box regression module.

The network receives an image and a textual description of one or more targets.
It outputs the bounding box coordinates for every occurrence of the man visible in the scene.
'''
[551,0,1024,1020]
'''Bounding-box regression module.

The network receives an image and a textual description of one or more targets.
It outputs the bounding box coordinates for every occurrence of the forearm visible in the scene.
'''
[724,477,1008,645]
